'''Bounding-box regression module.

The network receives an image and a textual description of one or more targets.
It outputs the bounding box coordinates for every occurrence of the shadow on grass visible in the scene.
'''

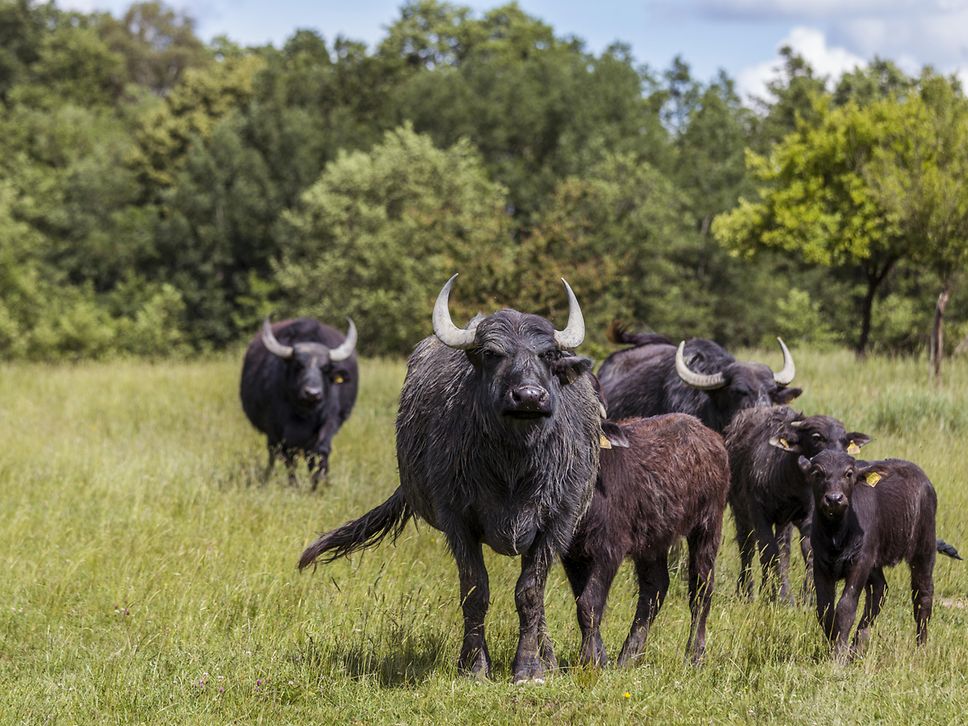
[296,631,451,688]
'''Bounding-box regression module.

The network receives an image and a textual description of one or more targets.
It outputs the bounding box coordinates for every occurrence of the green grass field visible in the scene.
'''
[1,350,967,723]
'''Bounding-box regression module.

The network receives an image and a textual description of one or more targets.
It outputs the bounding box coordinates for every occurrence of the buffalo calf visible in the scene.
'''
[801,450,961,658]
[725,407,870,601]
[561,413,730,666]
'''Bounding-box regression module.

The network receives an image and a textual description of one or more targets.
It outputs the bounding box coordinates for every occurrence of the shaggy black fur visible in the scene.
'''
[598,325,801,432]
[240,318,358,489]
[299,309,601,683]
[561,414,729,667]
[724,407,870,602]
[803,450,961,659]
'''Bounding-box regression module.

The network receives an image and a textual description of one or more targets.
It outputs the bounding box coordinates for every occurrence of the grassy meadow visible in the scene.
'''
[1,349,967,723]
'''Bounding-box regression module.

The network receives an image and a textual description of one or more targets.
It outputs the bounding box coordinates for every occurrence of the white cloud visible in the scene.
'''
[737,27,865,100]
[694,0,966,20]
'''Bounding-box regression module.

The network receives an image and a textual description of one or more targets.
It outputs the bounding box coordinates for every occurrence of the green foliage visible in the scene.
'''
[0,0,966,360]
[276,125,513,355]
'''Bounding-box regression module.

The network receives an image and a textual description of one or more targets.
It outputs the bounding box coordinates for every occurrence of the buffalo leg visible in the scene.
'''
[263,442,278,483]
[777,524,794,604]
[795,517,814,603]
[754,519,782,601]
[281,447,298,486]
[307,453,329,491]
[617,555,669,666]
[852,567,885,655]
[685,524,719,663]
[911,553,935,646]
[563,553,621,668]
[512,541,556,683]
[310,417,343,490]
[832,564,871,661]
[735,520,756,601]
[814,567,837,643]
[453,538,491,679]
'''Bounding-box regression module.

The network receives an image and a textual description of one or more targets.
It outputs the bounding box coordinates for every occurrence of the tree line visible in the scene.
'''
[1,0,966,369]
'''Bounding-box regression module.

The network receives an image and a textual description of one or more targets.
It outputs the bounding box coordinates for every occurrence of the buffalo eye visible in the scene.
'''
[541,349,563,362]
[811,432,825,442]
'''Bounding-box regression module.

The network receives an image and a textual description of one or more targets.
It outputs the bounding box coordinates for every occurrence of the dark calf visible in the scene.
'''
[725,407,870,602]
[561,413,730,666]
[801,450,961,659]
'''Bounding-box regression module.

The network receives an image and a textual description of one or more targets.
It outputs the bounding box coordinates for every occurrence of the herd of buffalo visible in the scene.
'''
[239,275,962,683]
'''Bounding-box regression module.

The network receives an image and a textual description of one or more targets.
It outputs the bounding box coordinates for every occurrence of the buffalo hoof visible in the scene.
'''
[310,470,328,492]
[579,635,608,668]
[511,656,546,684]
[458,644,491,680]
[540,634,558,672]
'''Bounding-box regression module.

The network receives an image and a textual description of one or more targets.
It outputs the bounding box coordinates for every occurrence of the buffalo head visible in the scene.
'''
[769,415,871,458]
[262,318,357,408]
[675,338,802,415]
[798,450,871,521]
[432,274,591,428]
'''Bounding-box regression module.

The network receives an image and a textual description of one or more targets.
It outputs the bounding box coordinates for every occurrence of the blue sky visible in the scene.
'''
[62,0,968,100]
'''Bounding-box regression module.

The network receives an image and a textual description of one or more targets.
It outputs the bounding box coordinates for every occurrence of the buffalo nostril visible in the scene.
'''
[512,386,548,405]
[303,388,323,401]
[824,493,845,506]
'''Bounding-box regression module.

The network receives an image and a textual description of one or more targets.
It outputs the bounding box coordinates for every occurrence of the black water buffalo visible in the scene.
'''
[240,317,358,489]
[598,324,801,432]
[562,413,729,667]
[801,450,961,659]
[724,407,870,601]
[299,275,600,683]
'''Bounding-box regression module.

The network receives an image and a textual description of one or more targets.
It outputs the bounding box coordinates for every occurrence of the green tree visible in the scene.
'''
[866,74,968,377]
[716,79,968,358]
[275,125,513,355]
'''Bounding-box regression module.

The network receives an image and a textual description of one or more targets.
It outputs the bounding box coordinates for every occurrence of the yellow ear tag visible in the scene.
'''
[333,375,345,384]
[865,472,881,487]
[600,433,612,449]
[847,441,861,455]
[779,437,790,449]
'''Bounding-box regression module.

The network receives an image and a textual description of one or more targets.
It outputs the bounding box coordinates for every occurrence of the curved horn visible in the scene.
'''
[553,278,585,349]
[773,337,796,385]
[262,318,293,359]
[433,274,478,349]
[675,341,726,390]
[329,318,357,361]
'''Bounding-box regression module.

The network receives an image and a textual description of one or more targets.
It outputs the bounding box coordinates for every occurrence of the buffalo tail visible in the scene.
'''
[937,538,962,560]
[298,488,413,569]
[606,320,673,347]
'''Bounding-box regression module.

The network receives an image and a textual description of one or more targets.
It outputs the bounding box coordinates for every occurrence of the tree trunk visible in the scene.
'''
[857,279,876,358]
[930,280,952,381]
[856,258,899,357]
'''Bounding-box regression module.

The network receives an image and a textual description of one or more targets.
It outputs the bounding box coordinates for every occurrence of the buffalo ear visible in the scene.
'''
[769,433,801,453]
[601,420,630,448]
[797,455,812,475]
[553,355,593,385]
[845,432,872,451]
[773,387,803,404]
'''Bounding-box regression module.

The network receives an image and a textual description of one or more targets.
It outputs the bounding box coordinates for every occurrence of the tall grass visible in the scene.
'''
[1,351,966,723]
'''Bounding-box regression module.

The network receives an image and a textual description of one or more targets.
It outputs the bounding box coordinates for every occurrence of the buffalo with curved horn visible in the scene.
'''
[300,274,601,683]
[240,316,358,489]
[598,326,801,433]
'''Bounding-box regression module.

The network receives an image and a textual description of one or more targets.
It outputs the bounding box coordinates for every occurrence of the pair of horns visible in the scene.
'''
[432,274,585,350]
[675,338,796,390]
[262,318,357,361]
